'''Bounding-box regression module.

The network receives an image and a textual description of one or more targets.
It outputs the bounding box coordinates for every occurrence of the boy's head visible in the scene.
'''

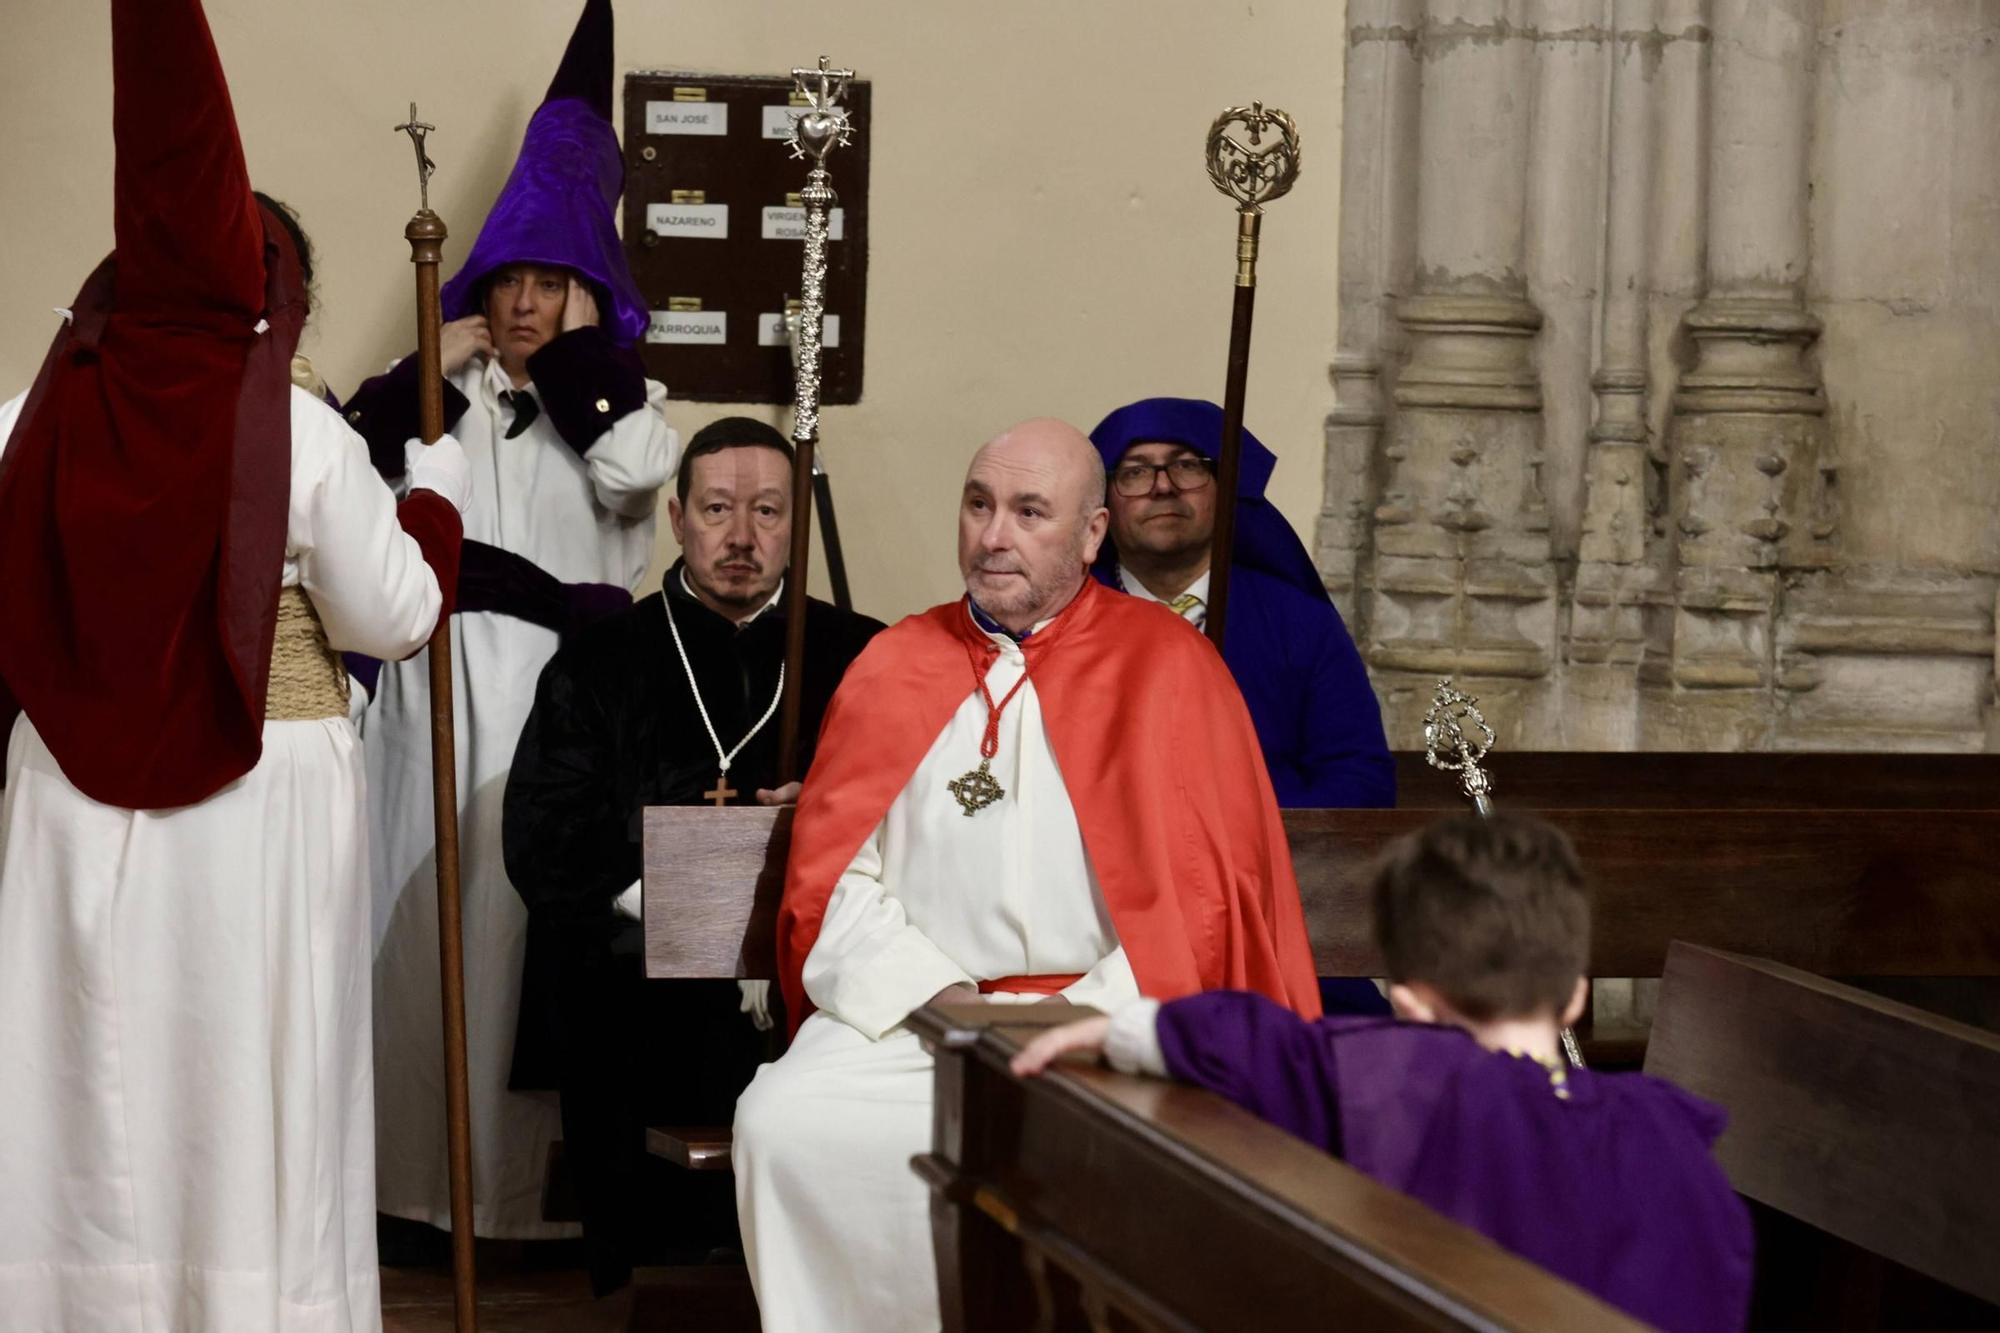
[1372,813,1590,1033]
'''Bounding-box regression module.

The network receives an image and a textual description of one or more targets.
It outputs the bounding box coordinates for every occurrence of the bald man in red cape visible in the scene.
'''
[732,418,1320,1332]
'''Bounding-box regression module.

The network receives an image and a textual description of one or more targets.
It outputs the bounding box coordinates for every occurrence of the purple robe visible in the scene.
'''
[1157,991,1754,1333]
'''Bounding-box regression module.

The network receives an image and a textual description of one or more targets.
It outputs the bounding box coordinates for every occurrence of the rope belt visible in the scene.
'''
[265,585,351,721]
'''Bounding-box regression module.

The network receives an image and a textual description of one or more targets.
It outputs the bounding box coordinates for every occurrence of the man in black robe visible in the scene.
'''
[502,416,883,1294]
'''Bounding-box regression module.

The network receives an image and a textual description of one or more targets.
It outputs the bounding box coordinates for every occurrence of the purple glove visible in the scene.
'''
[454,539,631,638]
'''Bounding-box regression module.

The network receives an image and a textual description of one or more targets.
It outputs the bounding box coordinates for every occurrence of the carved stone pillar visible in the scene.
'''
[1319,0,1422,627]
[1568,0,1671,741]
[1368,0,1556,742]
[1655,0,1832,745]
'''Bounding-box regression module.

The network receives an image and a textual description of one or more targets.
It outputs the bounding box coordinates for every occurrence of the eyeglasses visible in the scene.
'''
[1111,457,1215,498]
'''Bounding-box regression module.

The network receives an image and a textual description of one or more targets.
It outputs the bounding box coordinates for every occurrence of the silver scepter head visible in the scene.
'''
[1423,677,1496,818]
[786,56,855,165]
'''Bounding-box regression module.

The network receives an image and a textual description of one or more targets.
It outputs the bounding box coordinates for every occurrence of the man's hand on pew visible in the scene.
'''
[1011,1016,1112,1077]
[755,782,803,806]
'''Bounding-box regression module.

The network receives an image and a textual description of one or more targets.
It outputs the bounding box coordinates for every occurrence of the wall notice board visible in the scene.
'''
[622,71,871,405]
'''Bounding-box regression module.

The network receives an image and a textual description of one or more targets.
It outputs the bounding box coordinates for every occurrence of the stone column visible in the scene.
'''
[1658,0,1831,746]
[1568,0,1671,740]
[1320,0,1424,627]
[1370,0,1556,743]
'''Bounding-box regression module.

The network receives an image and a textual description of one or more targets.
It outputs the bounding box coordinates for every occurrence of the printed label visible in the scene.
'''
[760,206,846,242]
[646,101,728,135]
[646,202,730,239]
[757,313,841,348]
[647,310,728,345]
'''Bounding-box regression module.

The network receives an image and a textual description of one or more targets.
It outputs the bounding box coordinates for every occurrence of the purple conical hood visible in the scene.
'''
[439,0,647,345]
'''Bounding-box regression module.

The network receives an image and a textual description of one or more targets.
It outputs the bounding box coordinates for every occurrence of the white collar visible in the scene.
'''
[1117,565,1211,607]
[481,355,537,402]
[680,568,786,630]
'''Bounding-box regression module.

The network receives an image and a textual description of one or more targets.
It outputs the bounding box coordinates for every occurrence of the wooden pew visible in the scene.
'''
[644,804,2000,984]
[638,755,2000,1165]
[1645,942,2000,1324]
[908,1004,1650,1333]
[1389,750,2000,810]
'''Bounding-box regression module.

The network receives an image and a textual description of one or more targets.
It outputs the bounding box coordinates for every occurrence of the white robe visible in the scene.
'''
[0,387,444,1333]
[734,615,1139,1333]
[369,355,677,1239]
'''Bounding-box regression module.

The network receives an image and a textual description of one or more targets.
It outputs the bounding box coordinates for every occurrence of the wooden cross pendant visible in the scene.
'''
[705,772,738,807]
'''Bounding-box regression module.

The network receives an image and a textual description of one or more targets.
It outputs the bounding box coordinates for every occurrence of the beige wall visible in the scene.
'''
[0,0,1346,625]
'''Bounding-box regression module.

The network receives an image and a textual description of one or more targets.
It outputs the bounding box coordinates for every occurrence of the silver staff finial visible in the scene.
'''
[786,56,856,163]
[1423,677,1496,817]
[394,102,438,212]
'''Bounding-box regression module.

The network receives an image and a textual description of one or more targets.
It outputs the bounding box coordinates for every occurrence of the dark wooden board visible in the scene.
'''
[1392,751,2000,809]
[643,805,2000,982]
[622,71,869,404]
[1288,807,2000,978]
[911,1007,1649,1333]
[1645,943,2000,1305]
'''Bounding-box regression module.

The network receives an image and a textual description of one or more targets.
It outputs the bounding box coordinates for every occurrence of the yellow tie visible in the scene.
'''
[1167,593,1203,619]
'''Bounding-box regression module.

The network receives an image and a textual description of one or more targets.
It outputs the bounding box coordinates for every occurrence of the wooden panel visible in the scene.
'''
[1392,751,2000,810]
[1290,808,2000,978]
[644,1125,734,1171]
[642,805,788,980]
[912,1007,1648,1333]
[1645,943,2000,1305]
[645,806,2000,981]
[622,72,869,404]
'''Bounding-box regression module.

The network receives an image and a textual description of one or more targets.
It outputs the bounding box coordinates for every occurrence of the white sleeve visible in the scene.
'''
[800,819,975,1041]
[1061,946,1141,1012]
[293,394,444,660]
[584,378,678,519]
[0,392,24,460]
[1103,998,1168,1077]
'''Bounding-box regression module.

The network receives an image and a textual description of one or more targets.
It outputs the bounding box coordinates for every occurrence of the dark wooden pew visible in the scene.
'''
[643,804,2000,984]
[1389,750,2000,810]
[636,755,2000,1166]
[1646,942,2000,1326]
[908,1003,1650,1333]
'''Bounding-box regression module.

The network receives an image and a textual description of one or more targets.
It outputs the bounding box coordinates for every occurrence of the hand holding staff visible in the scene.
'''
[1202,102,1300,649]
[394,104,480,1333]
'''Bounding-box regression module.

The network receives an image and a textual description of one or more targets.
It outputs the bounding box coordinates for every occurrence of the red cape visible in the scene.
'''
[777,577,1323,1035]
[0,0,300,809]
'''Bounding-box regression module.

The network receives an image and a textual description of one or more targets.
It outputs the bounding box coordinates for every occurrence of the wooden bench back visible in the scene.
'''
[910,1005,1651,1333]
[1645,942,2000,1306]
[643,804,2000,981]
[1390,751,2000,809]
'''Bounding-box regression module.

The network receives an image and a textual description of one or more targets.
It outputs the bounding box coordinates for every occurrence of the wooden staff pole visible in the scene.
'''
[1202,103,1301,650]
[396,105,478,1333]
[1206,213,1258,650]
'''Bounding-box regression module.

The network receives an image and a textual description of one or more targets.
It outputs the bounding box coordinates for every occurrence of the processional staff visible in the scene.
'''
[782,302,854,612]
[1424,678,1588,1070]
[1201,102,1301,649]
[393,104,480,1333]
[776,57,857,784]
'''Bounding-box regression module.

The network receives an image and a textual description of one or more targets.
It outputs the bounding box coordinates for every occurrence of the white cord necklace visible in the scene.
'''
[663,591,785,806]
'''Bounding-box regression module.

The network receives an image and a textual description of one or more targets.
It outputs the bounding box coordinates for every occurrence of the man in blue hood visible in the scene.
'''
[1090,397,1393,809]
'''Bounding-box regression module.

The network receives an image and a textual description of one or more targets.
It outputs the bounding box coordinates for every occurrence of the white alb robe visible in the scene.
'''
[734,617,1139,1333]
[369,354,677,1239]
[0,387,444,1333]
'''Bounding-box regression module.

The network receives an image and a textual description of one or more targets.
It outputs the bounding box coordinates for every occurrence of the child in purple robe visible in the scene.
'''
[1014,813,1754,1333]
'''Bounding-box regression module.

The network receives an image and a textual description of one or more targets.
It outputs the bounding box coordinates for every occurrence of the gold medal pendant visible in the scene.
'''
[947,759,1005,816]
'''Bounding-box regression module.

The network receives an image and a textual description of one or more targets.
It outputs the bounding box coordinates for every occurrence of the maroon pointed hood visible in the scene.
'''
[0,0,305,810]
